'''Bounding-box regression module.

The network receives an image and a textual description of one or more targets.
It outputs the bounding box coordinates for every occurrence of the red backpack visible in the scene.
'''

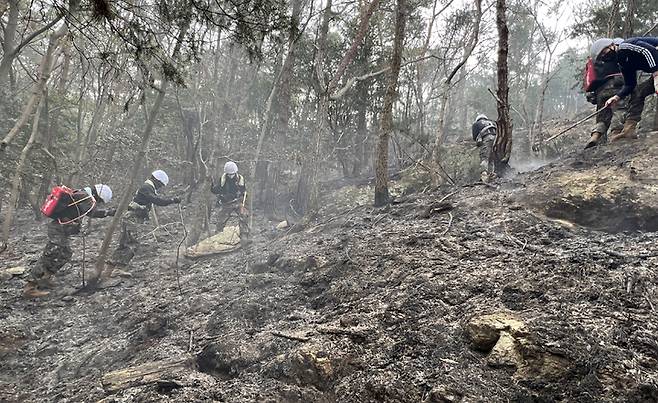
[583,57,597,92]
[41,186,74,217]
[41,186,96,223]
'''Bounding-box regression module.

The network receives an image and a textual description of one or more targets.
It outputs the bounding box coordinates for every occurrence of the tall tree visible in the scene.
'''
[374,0,407,207]
[493,0,512,172]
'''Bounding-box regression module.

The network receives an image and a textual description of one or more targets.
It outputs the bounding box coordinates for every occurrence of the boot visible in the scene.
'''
[584,131,603,149]
[610,120,638,142]
[23,281,50,298]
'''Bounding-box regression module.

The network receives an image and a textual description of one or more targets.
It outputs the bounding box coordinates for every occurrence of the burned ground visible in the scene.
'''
[1,139,657,402]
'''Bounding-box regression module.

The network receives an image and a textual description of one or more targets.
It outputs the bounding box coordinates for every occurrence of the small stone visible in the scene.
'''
[424,385,463,403]
[61,296,75,302]
[487,331,522,368]
[4,266,27,276]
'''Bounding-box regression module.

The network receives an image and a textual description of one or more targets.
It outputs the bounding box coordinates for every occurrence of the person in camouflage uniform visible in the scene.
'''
[471,114,497,183]
[598,36,658,141]
[211,161,248,235]
[107,170,180,277]
[24,184,115,298]
[585,38,627,149]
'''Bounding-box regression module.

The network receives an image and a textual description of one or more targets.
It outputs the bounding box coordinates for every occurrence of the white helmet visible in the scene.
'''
[590,38,615,60]
[475,114,487,123]
[224,161,238,175]
[94,184,113,203]
[152,170,169,186]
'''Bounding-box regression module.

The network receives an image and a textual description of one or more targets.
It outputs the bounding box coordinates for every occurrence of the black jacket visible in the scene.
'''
[211,174,246,203]
[130,180,177,217]
[616,37,658,98]
[52,189,111,224]
[471,119,497,142]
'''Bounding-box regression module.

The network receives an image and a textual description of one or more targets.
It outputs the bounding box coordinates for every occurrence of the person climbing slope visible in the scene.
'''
[24,184,115,297]
[211,161,248,235]
[595,36,658,141]
[471,114,497,183]
[584,38,627,149]
[107,170,181,277]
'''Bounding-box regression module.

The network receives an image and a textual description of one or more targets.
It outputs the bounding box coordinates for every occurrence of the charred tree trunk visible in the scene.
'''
[493,0,512,173]
[374,0,407,207]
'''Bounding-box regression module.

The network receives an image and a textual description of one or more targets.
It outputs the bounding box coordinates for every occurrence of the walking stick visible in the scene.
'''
[174,203,188,297]
[546,107,607,142]
[82,232,86,288]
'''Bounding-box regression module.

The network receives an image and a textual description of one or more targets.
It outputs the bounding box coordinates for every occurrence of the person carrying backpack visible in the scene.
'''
[584,38,627,149]
[106,170,181,277]
[211,161,248,234]
[597,36,658,141]
[471,114,497,183]
[24,184,115,298]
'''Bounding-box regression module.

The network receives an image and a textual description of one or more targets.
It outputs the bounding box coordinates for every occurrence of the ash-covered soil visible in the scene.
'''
[1,139,657,402]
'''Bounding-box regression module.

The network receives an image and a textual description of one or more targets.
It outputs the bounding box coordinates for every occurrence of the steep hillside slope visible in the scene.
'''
[1,138,657,402]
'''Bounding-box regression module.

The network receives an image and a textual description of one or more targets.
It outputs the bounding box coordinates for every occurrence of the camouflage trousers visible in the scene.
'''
[108,211,149,269]
[29,220,77,284]
[626,77,656,123]
[592,77,626,137]
[215,201,249,236]
[478,134,495,174]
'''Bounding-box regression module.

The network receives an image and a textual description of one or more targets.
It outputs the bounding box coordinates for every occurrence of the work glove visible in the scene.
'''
[105,208,117,217]
[604,95,620,108]
[653,71,658,94]
[585,92,597,104]
[172,197,182,204]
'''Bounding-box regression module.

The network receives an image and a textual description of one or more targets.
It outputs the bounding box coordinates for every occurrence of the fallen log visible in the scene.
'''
[101,354,195,393]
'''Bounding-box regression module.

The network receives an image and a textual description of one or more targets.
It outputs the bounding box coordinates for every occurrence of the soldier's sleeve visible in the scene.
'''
[210,179,222,195]
[633,39,658,73]
[616,65,637,98]
[139,184,176,206]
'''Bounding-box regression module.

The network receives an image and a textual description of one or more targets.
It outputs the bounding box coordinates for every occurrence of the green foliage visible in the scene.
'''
[573,0,658,38]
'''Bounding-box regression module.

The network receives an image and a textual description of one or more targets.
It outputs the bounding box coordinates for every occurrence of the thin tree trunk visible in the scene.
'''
[90,17,191,285]
[326,0,382,94]
[493,0,512,172]
[295,0,332,216]
[374,0,407,207]
[0,0,19,91]
[1,97,44,246]
[0,7,72,151]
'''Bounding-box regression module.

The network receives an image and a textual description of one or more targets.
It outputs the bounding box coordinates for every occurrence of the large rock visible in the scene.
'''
[465,312,571,377]
[464,312,526,352]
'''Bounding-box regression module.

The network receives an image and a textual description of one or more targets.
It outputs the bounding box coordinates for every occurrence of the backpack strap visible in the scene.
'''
[476,121,496,143]
[57,193,97,225]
